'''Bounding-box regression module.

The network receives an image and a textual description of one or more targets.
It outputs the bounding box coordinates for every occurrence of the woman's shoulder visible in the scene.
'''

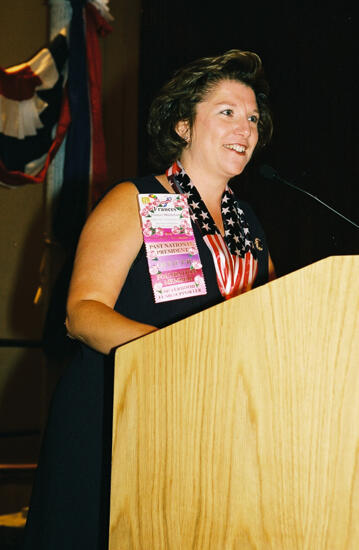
[99,174,166,202]
[87,174,168,225]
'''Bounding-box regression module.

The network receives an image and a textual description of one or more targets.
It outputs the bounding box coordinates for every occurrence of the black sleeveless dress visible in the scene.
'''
[22,175,269,550]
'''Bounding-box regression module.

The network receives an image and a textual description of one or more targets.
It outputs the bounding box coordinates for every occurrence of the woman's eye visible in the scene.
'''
[248,114,259,123]
[221,109,233,116]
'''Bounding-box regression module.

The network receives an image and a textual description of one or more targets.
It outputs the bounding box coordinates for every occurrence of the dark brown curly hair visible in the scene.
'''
[147,49,273,173]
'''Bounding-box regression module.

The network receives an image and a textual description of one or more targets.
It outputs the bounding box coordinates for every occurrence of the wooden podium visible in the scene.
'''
[109,256,359,549]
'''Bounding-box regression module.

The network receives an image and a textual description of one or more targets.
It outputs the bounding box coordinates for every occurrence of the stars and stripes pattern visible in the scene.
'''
[203,235,258,298]
[166,160,258,298]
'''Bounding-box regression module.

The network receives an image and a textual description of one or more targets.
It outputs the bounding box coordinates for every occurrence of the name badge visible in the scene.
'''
[138,193,207,303]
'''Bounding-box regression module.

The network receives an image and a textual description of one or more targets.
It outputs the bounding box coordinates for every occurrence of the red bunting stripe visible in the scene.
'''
[0,65,41,101]
[85,3,112,204]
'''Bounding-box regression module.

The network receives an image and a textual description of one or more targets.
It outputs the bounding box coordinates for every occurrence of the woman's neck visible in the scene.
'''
[165,159,229,236]
[179,159,228,207]
[156,166,228,204]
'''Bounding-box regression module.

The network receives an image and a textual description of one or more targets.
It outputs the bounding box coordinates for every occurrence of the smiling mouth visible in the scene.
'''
[224,144,246,153]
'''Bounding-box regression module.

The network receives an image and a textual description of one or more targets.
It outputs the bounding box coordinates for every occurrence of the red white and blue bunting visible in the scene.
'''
[0,0,113,216]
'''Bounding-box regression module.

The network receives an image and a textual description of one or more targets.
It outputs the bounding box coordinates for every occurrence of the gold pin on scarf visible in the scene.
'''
[254,237,263,251]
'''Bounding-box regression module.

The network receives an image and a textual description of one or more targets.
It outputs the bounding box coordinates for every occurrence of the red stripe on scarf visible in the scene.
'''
[205,234,257,299]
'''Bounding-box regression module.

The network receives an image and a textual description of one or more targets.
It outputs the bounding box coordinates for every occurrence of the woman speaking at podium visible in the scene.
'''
[22,49,275,549]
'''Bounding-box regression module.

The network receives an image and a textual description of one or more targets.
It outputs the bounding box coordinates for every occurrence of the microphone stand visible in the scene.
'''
[259,165,359,231]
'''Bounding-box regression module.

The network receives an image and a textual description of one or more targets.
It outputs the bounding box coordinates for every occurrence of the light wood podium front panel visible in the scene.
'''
[110,256,359,549]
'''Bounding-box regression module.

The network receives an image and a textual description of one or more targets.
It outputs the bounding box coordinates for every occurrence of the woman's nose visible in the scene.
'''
[234,117,251,137]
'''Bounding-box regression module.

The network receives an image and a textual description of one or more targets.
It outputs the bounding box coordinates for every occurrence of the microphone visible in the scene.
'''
[259,164,359,230]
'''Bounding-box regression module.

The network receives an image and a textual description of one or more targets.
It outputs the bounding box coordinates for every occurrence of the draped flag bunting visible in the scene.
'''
[52,0,112,251]
[0,0,112,213]
[52,0,93,251]
[85,2,112,204]
[0,0,113,359]
[0,30,70,187]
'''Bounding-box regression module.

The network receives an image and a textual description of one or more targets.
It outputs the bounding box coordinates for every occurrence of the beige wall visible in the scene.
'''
[0,1,48,464]
[0,0,140,465]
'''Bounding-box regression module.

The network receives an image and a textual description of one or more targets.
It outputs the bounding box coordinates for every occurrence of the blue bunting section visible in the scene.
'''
[53,0,92,250]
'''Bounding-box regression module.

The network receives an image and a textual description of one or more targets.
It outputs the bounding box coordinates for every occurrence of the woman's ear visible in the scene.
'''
[175,120,190,143]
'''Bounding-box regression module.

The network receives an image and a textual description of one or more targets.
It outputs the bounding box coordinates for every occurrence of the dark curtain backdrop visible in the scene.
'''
[138,2,358,278]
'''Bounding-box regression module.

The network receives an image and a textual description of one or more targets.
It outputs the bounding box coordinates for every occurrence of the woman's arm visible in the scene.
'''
[65,181,157,354]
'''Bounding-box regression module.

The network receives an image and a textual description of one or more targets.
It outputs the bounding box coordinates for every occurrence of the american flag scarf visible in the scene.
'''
[166,160,258,298]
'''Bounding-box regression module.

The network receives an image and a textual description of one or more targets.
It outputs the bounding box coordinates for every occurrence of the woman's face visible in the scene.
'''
[179,79,259,181]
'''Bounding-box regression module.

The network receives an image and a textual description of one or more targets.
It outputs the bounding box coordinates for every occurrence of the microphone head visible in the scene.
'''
[259,164,278,181]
